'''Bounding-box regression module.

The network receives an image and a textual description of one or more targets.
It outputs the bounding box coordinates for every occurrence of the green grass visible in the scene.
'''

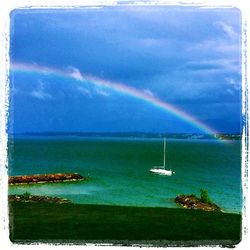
[9,202,241,246]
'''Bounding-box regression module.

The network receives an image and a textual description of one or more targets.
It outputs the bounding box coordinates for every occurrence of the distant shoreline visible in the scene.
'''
[8,132,241,140]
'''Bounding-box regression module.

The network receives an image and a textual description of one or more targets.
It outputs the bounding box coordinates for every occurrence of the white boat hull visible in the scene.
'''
[150,138,175,176]
[150,168,174,176]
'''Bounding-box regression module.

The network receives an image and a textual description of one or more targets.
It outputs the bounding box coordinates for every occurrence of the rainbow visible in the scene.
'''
[11,62,221,138]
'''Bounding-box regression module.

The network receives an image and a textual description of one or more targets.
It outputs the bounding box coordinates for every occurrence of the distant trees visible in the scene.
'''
[200,189,212,204]
[23,191,31,200]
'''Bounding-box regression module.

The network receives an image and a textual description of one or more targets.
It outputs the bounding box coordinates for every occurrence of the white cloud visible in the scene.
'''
[30,80,52,100]
[68,66,84,81]
[215,21,238,39]
[68,66,111,97]
[225,77,241,90]
[187,39,240,56]
[95,88,110,97]
[30,90,52,100]
[184,58,241,75]
[77,86,92,98]
[76,83,110,98]
[143,88,155,97]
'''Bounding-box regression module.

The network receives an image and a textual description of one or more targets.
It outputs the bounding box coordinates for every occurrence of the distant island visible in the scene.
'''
[9,132,241,140]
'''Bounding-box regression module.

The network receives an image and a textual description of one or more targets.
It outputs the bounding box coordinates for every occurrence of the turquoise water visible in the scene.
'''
[8,137,242,213]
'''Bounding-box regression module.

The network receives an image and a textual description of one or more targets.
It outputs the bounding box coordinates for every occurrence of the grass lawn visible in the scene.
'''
[9,202,241,246]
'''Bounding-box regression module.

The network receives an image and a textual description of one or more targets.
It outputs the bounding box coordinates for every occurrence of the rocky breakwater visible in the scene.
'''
[9,194,71,204]
[9,173,86,185]
[175,194,222,212]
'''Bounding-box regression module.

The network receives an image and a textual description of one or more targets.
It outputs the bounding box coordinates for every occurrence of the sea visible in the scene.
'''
[8,136,242,214]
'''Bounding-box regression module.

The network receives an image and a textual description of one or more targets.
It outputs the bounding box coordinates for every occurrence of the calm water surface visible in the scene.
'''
[8,137,242,213]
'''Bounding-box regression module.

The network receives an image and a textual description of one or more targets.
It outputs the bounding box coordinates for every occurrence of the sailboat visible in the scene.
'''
[150,137,175,176]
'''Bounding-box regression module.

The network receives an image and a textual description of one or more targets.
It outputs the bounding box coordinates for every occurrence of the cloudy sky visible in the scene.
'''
[9,6,242,134]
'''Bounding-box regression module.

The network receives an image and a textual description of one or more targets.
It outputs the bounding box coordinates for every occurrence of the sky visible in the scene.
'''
[9,6,242,134]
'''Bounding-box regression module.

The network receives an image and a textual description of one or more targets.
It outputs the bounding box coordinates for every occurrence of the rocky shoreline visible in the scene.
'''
[9,194,71,204]
[9,173,86,185]
[175,194,222,212]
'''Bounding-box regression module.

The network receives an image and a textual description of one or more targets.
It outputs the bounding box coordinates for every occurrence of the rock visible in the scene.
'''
[8,173,86,185]
[8,194,71,204]
[175,194,222,212]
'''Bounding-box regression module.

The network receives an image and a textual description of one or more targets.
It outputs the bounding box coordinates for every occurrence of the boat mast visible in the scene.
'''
[163,137,166,169]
